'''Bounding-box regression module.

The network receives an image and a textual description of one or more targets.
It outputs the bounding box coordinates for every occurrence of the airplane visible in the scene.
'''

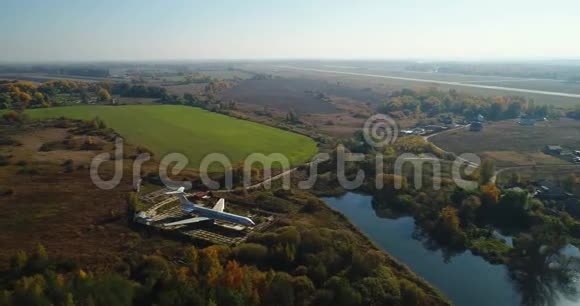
[162,187,255,227]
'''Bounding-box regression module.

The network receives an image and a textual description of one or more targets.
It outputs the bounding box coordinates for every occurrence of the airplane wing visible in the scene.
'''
[163,217,210,227]
[212,198,225,212]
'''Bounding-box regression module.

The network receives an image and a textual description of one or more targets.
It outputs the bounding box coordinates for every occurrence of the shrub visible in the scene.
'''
[255,193,290,213]
[233,243,268,264]
[0,155,9,166]
[301,198,323,213]
[399,279,429,306]
[63,159,74,173]
[0,187,13,196]
[0,136,18,146]
[17,165,39,175]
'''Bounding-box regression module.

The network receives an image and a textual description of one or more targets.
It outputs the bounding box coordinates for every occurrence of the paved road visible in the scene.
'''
[277,65,580,99]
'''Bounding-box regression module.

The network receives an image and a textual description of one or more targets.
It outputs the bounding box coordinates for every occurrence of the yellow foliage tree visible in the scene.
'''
[439,207,460,233]
[480,183,501,204]
[97,88,112,102]
[223,260,244,289]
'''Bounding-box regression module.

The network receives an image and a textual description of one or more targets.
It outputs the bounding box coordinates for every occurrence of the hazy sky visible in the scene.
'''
[1,0,579,62]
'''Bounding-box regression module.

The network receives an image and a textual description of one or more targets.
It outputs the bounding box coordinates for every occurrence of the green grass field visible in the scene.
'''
[24,105,318,168]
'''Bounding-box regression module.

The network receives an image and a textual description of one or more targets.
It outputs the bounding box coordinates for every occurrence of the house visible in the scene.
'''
[424,125,447,133]
[191,191,211,200]
[518,118,536,126]
[534,183,572,200]
[545,145,563,155]
[469,121,483,131]
[439,116,454,125]
[564,198,580,218]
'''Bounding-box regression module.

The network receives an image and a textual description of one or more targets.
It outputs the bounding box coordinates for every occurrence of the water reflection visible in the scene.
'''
[323,192,580,306]
[508,234,580,306]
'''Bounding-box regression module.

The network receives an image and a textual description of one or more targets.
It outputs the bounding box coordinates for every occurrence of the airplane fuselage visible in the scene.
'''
[182,203,255,226]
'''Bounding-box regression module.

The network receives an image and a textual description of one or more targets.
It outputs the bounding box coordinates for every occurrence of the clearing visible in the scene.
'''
[430,118,580,168]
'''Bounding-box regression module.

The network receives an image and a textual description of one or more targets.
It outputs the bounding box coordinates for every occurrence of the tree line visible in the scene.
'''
[377,88,557,121]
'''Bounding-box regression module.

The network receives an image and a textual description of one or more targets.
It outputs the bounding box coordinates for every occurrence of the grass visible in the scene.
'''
[23,105,318,168]
[160,70,253,82]
[469,238,512,255]
[197,70,253,80]
[430,119,580,167]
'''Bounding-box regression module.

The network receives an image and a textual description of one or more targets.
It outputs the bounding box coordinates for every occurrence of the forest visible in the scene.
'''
[0,221,447,306]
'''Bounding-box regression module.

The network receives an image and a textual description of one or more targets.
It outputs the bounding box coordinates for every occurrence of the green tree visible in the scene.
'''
[562,173,577,193]
[324,276,362,306]
[264,272,295,306]
[293,276,315,306]
[479,159,496,185]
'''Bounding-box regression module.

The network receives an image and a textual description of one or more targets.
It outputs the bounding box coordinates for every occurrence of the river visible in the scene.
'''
[322,192,580,306]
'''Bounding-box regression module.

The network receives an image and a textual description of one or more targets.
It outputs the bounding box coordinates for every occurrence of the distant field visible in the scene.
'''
[221,78,385,113]
[160,70,253,82]
[24,105,318,168]
[0,73,112,83]
[197,70,254,80]
[430,119,580,167]
[268,65,580,108]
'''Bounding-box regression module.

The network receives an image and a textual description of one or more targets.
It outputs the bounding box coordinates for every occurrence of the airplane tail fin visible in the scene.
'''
[165,187,188,205]
[165,187,185,195]
[212,198,225,212]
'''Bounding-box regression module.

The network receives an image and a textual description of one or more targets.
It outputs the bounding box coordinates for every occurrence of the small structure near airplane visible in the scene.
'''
[163,187,255,227]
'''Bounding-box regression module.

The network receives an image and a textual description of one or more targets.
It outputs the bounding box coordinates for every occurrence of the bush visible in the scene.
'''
[0,136,18,146]
[1,111,28,124]
[0,155,9,166]
[63,159,74,173]
[301,198,323,213]
[399,279,429,306]
[255,193,290,213]
[17,165,39,175]
[233,243,268,264]
[0,187,13,196]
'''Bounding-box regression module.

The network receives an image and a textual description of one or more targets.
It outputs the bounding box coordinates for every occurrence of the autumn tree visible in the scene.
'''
[199,247,223,287]
[223,260,244,289]
[97,88,112,102]
[439,207,461,234]
[480,183,501,205]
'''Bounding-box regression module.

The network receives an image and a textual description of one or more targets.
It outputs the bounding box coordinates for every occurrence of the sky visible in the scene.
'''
[0,0,579,62]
